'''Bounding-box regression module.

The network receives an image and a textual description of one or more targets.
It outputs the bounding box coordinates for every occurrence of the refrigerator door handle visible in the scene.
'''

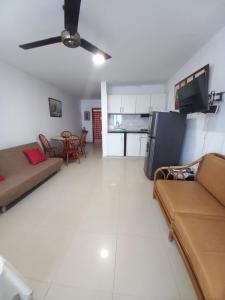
[146,142,149,153]
[152,112,159,138]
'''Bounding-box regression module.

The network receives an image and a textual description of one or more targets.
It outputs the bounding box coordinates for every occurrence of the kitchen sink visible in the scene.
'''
[113,128,126,131]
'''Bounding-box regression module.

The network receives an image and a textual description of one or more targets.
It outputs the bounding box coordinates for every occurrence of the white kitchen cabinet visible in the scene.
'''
[126,134,141,156]
[121,95,136,113]
[135,95,151,113]
[107,133,124,156]
[108,95,122,113]
[108,93,167,114]
[150,94,167,112]
[126,133,147,157]
[140,135,147,156]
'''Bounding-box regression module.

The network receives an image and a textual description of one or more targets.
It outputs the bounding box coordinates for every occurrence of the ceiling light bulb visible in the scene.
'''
[100,248,109,259]
[93,53,105,65]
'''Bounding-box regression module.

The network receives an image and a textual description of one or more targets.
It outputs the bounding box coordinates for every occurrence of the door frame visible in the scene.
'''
[92,108,102,144]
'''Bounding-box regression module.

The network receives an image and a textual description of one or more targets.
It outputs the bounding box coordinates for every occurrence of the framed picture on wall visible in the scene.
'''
[48,98,62,117]
[84,111,90,121]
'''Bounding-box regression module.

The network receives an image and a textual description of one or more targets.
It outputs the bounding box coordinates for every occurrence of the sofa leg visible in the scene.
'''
[169,229,174,242]
[1,206,7,213]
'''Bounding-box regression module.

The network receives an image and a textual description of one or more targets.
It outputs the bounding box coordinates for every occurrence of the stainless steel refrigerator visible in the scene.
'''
[144,112,186,180]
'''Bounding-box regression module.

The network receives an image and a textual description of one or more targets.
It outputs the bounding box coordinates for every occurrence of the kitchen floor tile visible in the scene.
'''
[53,232,116,292]
[25,278,50,300]
[45,284,112,300]
[114,235,180,298]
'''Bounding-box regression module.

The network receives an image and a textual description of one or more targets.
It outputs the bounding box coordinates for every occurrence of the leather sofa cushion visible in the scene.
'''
[174,213,225,300]
[197,154,225,207]
[155,180,225,220]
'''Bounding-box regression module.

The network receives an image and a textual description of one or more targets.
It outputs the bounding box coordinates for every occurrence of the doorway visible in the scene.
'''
[92,108,102,144]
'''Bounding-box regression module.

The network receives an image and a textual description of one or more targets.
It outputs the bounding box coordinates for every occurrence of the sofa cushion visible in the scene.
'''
[0,158,63,207]
[24,148,46,165]
[197,154,225,207]
[0,142,41,176]
[155,180,225,220]
[0,176,5,182]
[174,213,225,300]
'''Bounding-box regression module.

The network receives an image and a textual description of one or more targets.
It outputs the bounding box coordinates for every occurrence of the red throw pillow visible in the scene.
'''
[0,176,5,182]
[24,148,46,165]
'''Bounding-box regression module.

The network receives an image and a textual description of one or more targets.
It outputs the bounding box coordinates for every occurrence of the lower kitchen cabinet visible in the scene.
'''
[126,133,147,157]
[107,133,124,156]
[140,135,147,156]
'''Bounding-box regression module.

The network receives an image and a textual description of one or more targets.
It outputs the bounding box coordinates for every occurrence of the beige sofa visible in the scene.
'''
[0,142,63,212]
[154,153,225,300]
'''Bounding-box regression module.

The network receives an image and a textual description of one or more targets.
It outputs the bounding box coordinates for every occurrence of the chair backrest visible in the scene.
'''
[61,131,72,138]
[66,136,80,151]
[71,134,80,140]
[80,130,88,146]
[39,134,51,151]
[196,153,225,206]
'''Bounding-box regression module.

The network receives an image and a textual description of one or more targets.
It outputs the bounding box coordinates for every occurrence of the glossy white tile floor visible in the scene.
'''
[0,145,197,300]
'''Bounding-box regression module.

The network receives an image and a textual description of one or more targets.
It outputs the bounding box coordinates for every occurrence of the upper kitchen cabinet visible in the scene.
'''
[108,93,167,114]
[150,94,167,112]
[135,95,151,113]
[121,95,136,113]
[108,95,122,113]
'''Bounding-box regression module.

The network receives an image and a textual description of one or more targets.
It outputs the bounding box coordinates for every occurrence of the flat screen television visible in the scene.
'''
[178,73,209,114]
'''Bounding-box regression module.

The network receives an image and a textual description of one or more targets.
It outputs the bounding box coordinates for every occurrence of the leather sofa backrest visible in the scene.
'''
[196,153,225,206]
[0,142,42,176]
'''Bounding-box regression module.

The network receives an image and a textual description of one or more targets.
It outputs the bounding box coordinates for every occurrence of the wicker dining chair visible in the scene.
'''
[61,130,72,138]
[79,130,88,158]
[64,135,80,165]
[39,134,60,157]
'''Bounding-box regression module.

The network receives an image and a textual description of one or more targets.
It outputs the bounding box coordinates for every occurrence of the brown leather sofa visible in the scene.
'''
[154,153,225,300]
[0,142,63,212]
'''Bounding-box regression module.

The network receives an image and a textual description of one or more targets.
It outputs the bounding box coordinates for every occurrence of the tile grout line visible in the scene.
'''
[161,238,184,300]
[43,282,52,300]
[111,236,118,300]
[111,185,121,300]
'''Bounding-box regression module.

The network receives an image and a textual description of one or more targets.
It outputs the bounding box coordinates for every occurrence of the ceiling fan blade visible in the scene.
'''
[64,0,81,34]
[80,39,112,60]
[19,36,62,50]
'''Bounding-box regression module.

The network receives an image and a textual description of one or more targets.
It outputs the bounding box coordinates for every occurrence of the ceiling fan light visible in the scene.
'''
[93,53,105,65]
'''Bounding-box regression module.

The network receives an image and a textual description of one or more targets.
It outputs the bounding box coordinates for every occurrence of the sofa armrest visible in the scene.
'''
[154,158,202,183]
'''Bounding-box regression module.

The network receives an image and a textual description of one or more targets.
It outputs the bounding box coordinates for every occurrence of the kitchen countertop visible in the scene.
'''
[108,130,148,134]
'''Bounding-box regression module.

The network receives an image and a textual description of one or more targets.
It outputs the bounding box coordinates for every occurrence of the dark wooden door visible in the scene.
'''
[92,108,102,143]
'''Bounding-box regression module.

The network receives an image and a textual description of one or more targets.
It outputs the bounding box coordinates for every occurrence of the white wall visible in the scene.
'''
[101,82,108,157]
[108,84,165,95]
[167,26,225,163]
[0,60,81,149]
[80,99,101,143]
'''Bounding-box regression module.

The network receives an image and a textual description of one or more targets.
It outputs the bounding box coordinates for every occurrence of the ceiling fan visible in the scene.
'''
[19,0,111,62]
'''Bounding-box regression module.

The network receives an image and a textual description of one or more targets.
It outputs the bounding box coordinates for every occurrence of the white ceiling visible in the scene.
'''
[1,0,225,99]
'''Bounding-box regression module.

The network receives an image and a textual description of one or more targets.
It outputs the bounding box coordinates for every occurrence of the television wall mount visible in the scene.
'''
[206,91,224,114]
[208,91,224,104]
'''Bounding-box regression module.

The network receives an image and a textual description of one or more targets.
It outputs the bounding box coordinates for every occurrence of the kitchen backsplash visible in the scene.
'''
[108,114,149,130]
